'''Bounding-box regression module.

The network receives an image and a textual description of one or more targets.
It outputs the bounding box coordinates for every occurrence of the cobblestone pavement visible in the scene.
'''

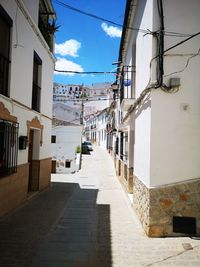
[1,146,200,267]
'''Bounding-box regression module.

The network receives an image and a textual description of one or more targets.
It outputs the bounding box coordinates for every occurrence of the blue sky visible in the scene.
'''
[52,0,126,86]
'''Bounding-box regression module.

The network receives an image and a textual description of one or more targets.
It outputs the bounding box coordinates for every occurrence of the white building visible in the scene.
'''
[96,108,108,150]
[53,83,84,104]
[0,0,56,217]
[114,0,200,237]
[53,102,81,125]
[51,124,82,174]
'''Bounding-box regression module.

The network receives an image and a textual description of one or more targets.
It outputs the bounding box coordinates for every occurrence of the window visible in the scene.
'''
[0,5,12,97]
[51,135,56,143]
[65,160,71,168]
[0,120,18,177]
[32,51,42,112]
[115,137,119,155]
[120,133,123,160]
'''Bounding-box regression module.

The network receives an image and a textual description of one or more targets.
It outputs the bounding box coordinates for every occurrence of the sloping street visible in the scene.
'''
[0,146,200,267]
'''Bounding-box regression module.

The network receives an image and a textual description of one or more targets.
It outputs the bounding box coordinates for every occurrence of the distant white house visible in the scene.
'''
[96,108,108,150]
[51,124,82,174]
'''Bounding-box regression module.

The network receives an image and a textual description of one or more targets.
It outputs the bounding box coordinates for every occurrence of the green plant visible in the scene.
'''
[48,19,61,34]
[76,145,81,153]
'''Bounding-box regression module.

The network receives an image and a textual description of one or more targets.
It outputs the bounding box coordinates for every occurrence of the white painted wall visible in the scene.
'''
[124,0,200,187]
[0,1,55,165]
[150,0,200,186]
[22,0,39,24]
[129,0,154,186]
[52,126,82,173]
[97,112,107,150]
[8,0,54,117]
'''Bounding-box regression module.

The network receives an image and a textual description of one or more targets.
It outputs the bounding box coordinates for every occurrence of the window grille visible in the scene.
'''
[0,120,19,177]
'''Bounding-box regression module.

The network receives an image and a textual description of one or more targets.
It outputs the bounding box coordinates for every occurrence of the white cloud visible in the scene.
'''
[54,57,84,76]
[101,22,122,38]
[55,39,81,57]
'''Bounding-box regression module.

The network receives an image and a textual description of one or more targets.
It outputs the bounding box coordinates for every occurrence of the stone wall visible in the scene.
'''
[132,175,200,237]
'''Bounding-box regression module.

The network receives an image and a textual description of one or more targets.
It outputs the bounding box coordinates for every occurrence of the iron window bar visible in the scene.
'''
[0,119,19,177]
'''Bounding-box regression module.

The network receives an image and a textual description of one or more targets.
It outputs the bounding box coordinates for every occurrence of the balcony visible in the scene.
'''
[38,0,56,52]
[121,98,135,111]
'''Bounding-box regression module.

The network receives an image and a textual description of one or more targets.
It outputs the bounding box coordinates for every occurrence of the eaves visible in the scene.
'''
[118,0,138,64]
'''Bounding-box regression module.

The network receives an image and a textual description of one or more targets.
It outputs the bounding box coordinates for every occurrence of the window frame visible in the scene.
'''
[0,5,12,97]
[32,51,42,112]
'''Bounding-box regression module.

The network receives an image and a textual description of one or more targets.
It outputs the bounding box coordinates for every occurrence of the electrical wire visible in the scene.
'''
[53,0,193,37]
[54,69,117,74]
[54,98,118,102]
[164,31,200,54]
[164,48,200,77]
[53,0,148,34]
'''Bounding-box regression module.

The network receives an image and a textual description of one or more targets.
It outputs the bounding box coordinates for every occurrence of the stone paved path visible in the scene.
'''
[0,146,200,266]
[31,146,200,267]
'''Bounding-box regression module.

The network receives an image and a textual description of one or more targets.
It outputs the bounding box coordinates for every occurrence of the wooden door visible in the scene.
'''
[28,129,34,192]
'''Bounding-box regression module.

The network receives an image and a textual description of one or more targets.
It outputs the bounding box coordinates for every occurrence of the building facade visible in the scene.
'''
[114,0,200,236]
[51,124,82,174]
[0,0,56,216]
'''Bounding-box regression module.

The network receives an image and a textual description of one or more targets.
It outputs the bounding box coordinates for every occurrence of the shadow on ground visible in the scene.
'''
[0,182,112,267]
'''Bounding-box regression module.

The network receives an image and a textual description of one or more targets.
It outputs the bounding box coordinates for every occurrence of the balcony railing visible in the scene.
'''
[0,53,10,97]
[32,82,41,112]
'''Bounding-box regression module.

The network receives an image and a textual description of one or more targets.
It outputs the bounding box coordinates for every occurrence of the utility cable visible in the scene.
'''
[53,0,148,34]
[164,48,200,77]
[164,31,200,54]
[54,98,118,102]
[53,0,193,37]
[54,69,117,74]
[54,32,200,75]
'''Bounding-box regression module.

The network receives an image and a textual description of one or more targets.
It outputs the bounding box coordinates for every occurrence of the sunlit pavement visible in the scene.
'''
[0,146,199,267]
[31,146,200,267]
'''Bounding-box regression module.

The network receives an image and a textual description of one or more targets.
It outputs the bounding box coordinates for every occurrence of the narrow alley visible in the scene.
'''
[0,146,200,267]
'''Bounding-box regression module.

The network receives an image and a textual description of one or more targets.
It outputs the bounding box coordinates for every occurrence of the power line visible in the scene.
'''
[53,0,193,37]
[53,0,148,34]
[54,98,117,102]
[54,69,117,74]
[164,31,200,54]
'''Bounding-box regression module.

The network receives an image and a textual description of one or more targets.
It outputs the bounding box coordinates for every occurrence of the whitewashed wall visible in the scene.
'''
[97,112,107,150]
[52,126,82,173]
[132,0,154,187]
[22,0,39,24]
[0,0,55,165]
[150,0,200,186]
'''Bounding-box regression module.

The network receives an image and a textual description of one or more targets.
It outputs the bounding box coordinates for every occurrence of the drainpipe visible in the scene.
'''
[155,0,164,87]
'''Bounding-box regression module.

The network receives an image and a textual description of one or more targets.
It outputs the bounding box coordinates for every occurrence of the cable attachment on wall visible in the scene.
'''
[14,0,24,49]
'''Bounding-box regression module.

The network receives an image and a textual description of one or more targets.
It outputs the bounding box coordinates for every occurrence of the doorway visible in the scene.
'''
[28,129,40,192]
